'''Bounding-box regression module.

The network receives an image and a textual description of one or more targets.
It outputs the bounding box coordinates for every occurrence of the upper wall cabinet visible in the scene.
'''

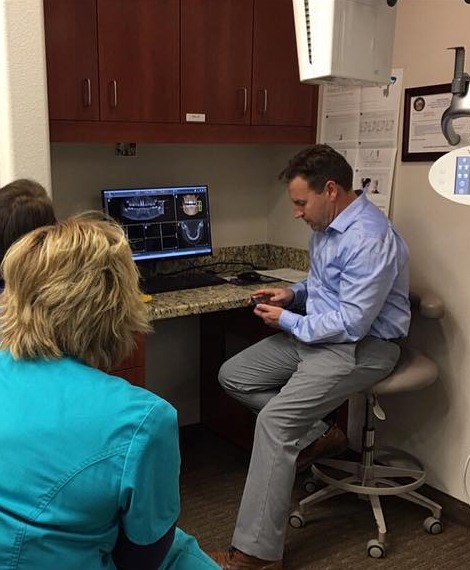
[181,0,315,128]
[181,0,254,126]
[252,0,314,127]
[44,0,99,121]
[97,0,179,122]
[44,0,180,123]
[44,0,318,143]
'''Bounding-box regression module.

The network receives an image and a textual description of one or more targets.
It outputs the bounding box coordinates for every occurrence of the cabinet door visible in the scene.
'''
[252,0,314,126]
[98,0,180,122]
[181,0,253,125]
[109,334,146,388]
[114,367,146,388]
[44,0,99,121]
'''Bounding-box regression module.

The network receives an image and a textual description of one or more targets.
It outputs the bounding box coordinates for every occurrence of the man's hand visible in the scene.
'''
[249,287,294,308]
[253,303,284,329]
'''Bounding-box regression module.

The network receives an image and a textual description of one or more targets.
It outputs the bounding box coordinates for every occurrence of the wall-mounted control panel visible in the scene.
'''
[429,146,470,205]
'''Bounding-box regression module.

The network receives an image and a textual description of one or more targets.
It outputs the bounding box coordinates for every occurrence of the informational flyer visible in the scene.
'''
[319,69,403,216]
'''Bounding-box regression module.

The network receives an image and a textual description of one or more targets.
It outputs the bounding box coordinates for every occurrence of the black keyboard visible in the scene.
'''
[142,271,227,294]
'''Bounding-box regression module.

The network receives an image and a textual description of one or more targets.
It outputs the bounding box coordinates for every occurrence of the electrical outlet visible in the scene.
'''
[115,142,136,156]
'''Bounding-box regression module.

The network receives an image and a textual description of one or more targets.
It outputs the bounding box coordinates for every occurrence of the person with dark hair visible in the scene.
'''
[211,145,411,569]
[355,177,372,197]
[0,214,220,570]
[0,179,56,290]
[361,177,372,192]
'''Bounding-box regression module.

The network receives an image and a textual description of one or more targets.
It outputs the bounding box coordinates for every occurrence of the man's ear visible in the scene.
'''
[325,180,339,201]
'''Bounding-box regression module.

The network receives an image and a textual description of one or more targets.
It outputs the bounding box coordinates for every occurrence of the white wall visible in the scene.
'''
[51,143,271,248]
[267,145,310,249]
[0,0,51,190]
[384,0,470,504]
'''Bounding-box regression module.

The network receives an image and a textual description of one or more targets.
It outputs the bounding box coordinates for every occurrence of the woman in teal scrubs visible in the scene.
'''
[0,214,220,570]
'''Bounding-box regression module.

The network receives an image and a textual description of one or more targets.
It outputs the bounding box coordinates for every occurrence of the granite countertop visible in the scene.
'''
[144,244,309,321]
[148,279,290,321]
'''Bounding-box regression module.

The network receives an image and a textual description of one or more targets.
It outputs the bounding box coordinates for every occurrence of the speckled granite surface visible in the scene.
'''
[149,244,308,320]
[142,244,308,278]
[211,244,309,272]
[146,243,308,321]
[149,279,288,321]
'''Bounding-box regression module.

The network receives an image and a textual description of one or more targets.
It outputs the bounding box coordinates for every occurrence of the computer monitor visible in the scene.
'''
[101,185,213,262]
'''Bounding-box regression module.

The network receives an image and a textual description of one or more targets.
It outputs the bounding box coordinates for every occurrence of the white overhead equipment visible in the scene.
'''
[292,0,397,87]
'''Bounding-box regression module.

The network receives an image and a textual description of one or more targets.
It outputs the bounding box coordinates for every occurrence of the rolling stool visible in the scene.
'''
[289,292,445,558]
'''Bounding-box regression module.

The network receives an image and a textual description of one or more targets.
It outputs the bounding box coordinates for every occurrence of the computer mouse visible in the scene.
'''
[237,271,261,283]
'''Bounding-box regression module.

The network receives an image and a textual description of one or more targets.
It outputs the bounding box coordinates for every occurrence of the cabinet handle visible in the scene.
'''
[110,80,118,108]
[82,78,92,107]
[260,89,268,114]
[237,88,248,115]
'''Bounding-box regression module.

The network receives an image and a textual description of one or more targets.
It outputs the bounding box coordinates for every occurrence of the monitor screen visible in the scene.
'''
[102,185,213,262]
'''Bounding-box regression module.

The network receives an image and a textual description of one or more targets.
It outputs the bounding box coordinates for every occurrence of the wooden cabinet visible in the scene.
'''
[44,0,99,121]
[181,0,315,128]
[44,0,318,143]
[44,0,180,123]
[252,0,314,127]
[109,333,146,388]
[181,0,253,126]
[200,309,266,450]
[97,0,179,123]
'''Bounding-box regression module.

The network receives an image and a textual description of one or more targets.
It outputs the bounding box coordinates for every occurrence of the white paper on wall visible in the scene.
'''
[319,69,404,216]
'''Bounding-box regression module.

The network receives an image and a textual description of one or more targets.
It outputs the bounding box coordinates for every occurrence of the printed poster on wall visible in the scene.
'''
[318,69,404,216]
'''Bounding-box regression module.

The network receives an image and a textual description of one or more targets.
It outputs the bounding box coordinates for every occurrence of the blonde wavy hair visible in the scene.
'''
[0,212,151,370]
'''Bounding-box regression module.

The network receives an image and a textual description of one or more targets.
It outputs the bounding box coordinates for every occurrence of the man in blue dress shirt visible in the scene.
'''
[212,145,411,570]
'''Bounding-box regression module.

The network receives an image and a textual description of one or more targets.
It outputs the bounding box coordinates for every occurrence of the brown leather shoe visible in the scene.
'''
[209,547,283,569]
[296,424,348,474]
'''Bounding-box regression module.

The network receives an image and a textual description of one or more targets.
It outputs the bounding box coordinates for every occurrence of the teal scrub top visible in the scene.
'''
[0,351,219,570]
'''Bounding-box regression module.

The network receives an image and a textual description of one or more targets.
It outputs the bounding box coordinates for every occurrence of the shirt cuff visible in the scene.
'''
[285,283,307,309]
[279,309,301,333]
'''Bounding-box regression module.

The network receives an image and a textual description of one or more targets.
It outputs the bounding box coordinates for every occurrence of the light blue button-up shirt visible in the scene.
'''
[279,194,410,344]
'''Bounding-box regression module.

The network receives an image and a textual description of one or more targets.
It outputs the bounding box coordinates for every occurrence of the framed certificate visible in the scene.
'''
[402,83,453,162]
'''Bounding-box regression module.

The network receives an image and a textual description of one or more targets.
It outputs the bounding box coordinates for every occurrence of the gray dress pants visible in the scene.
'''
[218,332,400,561]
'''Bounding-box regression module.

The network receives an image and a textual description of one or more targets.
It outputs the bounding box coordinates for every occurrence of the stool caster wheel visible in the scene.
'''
[303,477,317,494]
[424,516,443,534]
[367,539,385,558]
[289,511,305,529]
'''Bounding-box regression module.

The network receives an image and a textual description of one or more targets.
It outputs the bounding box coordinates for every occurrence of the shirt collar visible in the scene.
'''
[328,193,368,234]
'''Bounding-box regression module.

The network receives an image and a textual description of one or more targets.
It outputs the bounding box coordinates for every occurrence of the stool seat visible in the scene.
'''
[371,347,439,395]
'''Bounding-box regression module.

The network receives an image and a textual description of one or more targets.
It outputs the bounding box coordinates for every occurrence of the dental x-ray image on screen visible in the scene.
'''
[102,185,213,262]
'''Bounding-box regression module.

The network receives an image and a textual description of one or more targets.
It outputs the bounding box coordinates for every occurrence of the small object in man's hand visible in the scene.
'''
[250,295,270,306]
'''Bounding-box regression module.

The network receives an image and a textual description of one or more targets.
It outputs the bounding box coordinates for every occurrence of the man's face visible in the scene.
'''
[288,176,334,232]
